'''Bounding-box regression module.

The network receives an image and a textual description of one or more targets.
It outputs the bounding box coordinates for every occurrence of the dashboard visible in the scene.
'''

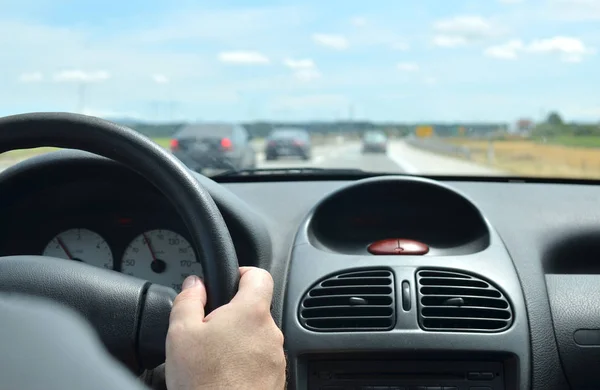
[0,165,209,292]
[4,150,600,390]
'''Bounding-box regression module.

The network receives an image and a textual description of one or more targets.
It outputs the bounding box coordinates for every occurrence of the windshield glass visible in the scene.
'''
[2,1,599,179]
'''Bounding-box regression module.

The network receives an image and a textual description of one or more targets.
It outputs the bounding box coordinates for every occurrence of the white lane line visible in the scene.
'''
[386,152,420,174]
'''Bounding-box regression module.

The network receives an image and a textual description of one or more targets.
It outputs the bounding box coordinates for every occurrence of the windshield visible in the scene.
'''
[2,1,599,179]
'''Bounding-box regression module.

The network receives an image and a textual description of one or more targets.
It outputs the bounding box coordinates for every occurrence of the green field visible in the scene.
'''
[0,137,172,164]
[542,135,600,148]
[152,137,171,148]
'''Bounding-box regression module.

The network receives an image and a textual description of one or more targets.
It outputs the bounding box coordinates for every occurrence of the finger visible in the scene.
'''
[169,275,207,325]
[231,267,274,312]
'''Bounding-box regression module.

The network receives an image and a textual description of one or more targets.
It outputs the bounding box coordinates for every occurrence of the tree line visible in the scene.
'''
[532,112,600,137]
[126,121,508,139]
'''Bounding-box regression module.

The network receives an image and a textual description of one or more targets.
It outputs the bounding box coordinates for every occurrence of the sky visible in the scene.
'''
[1,0,600,123]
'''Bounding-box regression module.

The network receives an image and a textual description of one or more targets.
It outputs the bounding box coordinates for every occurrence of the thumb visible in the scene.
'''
[169,275,207,325]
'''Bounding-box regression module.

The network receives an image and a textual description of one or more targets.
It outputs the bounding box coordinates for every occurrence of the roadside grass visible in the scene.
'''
[543,135,600,148]
[0,137,172,166]
[447,137,600,179]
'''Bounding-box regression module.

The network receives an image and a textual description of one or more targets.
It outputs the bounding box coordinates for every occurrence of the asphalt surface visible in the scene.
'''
[0,140,503,176]
[255,140,502,176]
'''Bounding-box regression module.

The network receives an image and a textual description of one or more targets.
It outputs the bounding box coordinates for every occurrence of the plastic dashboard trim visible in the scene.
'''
[283,176,530,390]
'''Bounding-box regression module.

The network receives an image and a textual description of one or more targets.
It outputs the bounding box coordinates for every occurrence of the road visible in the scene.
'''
[0,140,503,176]
[255,140,502,175]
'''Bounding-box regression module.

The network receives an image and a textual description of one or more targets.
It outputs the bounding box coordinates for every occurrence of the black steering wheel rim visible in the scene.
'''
[0,112,239,311]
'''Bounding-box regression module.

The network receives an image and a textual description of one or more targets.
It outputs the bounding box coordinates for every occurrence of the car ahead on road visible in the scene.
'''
[361,130,388,154]
[170,123,256,173]
[265,128,312,161]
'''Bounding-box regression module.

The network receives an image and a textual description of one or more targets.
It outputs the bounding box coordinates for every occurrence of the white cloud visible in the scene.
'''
[397,62,419,72]
[483,36,595,62]
[350,17,367,27]
[312,33,349,50]
[283,58,321,82]
[527,36,594,62]
[18,71,43,83]
[152,74,169,84]
[484,39,524,59]
[218,51,270,64]
[53,70,111,83]
[433,16,501,47]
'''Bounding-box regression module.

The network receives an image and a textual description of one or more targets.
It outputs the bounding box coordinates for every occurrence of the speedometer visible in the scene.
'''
[121,229,202,292]
[43,228,113,269]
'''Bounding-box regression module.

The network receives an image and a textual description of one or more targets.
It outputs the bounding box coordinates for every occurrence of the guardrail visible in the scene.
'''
[405,137,472,160]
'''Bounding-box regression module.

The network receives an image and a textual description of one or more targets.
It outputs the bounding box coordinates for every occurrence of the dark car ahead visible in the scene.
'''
[265,128,312,161]
[170,123,256,173]
[362,130,388,153]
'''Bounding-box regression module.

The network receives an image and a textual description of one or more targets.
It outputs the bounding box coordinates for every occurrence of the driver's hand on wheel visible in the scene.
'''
[165,267,286,390]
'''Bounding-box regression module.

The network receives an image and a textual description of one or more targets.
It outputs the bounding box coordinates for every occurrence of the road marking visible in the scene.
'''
[386,152,420,174]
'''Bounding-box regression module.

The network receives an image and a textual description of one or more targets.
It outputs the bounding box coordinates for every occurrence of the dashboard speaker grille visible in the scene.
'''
[417,269,513,332]
[299,269,395,332]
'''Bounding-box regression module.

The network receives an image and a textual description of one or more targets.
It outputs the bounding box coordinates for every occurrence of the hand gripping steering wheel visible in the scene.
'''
[0,112,240,371]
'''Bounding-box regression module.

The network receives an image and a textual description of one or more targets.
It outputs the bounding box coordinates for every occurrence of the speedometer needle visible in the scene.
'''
[56,236,73,260]
[144,233,166,274]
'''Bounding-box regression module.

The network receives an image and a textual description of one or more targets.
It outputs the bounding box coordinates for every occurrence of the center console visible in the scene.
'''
[283,176,529,390]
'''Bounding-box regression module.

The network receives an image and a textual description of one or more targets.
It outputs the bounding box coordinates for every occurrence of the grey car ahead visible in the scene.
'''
[362,130,388,153]
[265,128,312,161]
[170,123,256,173]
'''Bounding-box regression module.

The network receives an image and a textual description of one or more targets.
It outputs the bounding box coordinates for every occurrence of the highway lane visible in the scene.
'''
[256,140,503,176]
[256,142,403,173]
[0,140,503,176]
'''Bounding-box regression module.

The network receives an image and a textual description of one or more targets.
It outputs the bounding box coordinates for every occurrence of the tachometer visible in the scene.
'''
[121,229,202,292]
[43,228,113,269]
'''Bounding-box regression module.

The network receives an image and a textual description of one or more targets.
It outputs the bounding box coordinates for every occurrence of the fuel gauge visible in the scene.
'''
[43,228,114,270]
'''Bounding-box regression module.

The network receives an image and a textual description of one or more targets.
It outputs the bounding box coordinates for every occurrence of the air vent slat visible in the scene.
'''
[419,278,488,288]
[309,286,392,297]
[422,318,509,330]
[302,307,393,318]
[303,296,393,307]
[305,318,393,330]
[337,271,391,278]
[421,296,508,308]
[420,286,501,298]
[300,269,395,332]
[321,278,392,287]
[417,269,513,333]
[422,307,511,320]
[418,271,471,278]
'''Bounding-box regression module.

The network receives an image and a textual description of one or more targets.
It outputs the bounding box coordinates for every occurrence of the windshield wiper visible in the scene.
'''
[212,167,366,177]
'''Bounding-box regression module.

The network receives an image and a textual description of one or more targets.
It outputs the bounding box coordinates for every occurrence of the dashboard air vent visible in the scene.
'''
[417,269,512,332]
[299,269,395,332]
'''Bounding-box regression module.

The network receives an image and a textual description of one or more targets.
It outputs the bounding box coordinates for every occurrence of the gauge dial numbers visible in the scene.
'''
[121,229,202,292]
[42,228,114,269]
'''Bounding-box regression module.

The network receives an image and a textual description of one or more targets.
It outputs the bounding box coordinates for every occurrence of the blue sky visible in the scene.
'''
[1,0,599,123]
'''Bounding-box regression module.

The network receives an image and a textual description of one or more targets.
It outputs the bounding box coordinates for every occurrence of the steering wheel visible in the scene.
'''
[0,112,240,372]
